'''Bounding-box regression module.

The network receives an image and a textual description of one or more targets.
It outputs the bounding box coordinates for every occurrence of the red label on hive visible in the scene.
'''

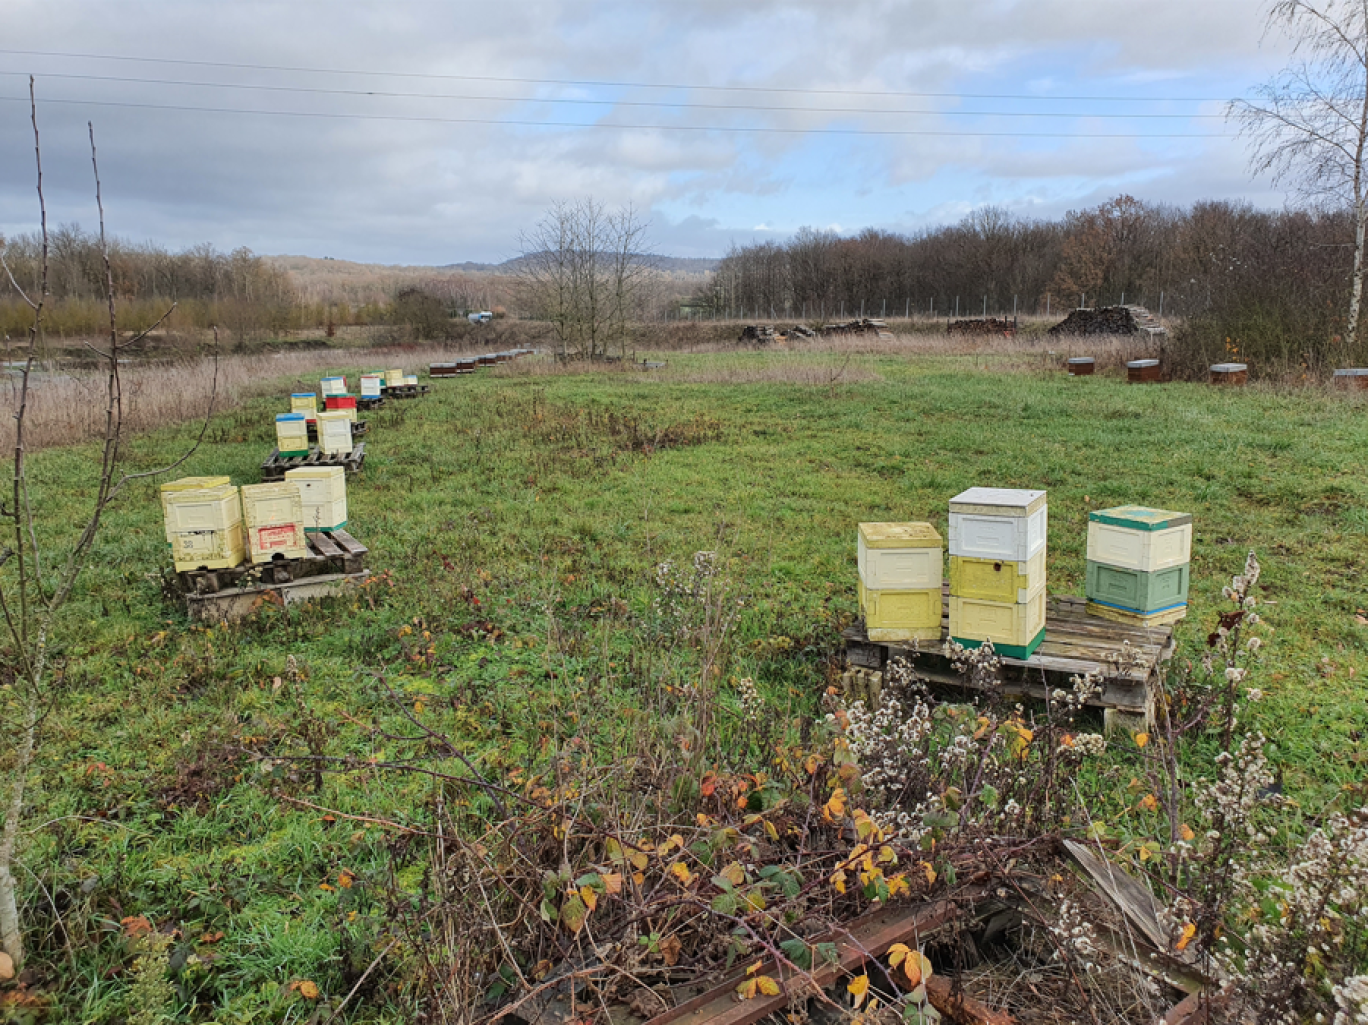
[257,524,297,550]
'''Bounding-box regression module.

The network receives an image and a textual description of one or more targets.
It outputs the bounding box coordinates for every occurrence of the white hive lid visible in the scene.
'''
[949,487,1047,516]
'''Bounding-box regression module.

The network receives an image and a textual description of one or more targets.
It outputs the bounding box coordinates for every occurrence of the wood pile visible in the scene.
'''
[1048,305,1167,338]
[738,324,783,343]
[820,318,886,337]
[949,317,1017,337]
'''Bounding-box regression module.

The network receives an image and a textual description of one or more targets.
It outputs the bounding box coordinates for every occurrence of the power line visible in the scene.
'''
[0,71,1230,118]
[0,48,1240,104]
[0,93,1235,138]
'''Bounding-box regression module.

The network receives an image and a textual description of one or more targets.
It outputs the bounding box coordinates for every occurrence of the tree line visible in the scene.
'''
[693,195,1362,372]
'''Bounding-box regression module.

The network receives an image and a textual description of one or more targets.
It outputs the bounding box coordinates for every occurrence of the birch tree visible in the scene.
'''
[1232,0,1368,352]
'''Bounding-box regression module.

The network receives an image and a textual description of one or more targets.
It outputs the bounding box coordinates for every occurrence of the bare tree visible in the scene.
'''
[516,199,654,359]
[1232,0,1368,350]
[0,82,214,972]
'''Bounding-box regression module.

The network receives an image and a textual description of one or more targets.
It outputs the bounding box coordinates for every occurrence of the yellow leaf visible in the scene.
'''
[822,787,847,824]
[601,872,623,895]
[746,960,764,976]
[764,819,779,841]
[337,871,354,889]
[669,862,695,886]
[1180,823,1196,842]
[920,861,937,886]
[847,973,870,1007]
[632,871,645,886]
[736,978,758,1000]
[756,975,781,996]
[888,943,911,968]
[629,851,649,872]
[1134,732,1150,748]
[1175,922,1197,952]
[719,861,746,887]
[830,868,847,894]
[580,885,599,912]
[414,700,426,715]
[298,980,320,999]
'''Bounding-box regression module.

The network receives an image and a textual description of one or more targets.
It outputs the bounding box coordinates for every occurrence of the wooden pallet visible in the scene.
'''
[384,384,429,399]
[260,442,365,481]
[173,528,368,595]
[843,589,1176,721]
[183,569,369,622]
[357,395,385,410]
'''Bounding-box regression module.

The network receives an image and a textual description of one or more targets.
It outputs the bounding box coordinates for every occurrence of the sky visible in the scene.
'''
[0,0,1300,265]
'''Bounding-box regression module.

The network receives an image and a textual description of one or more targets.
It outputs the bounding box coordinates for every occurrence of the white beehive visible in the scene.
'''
[948,488,1047,562]
[320,376,347,397]
[285,466,347,533]
[241,482,308,563]
[164,485,244,572]
[360,375,383,398]
[404,374,418,386]
[856,522,943,590]
[1086,506,1192,572]
[160,475,232,544]
[316,410,353,455]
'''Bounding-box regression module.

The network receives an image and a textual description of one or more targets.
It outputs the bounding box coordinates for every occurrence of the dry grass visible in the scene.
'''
[0,343,465,454]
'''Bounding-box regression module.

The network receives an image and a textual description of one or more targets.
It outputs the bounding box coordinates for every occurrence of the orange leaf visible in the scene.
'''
[1138,793,1158,812]
[847,973,870,1007]
[822,787,847,824]
[337,871,354,889]
[756,975,781,996]
[0,952,13,981]
[601,872,623,896]
[121,915,153,938]
[298,980,320,999]
[1175,922,1197,952]
[736,978,758,1000]
[1134,732,1150,748]
[1180,823,1196,842]
[669,862,695,886]
[660,934,682,966]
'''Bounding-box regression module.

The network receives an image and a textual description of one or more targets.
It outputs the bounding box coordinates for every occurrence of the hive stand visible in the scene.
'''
[357,395,386,411]
[172,528,367,594]
[384,383,430,399]
[260,442,365,482]
[843,587,1176,729]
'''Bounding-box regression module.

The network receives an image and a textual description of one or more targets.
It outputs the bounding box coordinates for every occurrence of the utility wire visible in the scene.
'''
[0,70,1229,118]
[0,48,1241,104]
[0,93,1234,137]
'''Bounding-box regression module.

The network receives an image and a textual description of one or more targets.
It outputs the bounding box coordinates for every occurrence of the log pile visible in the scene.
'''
[1048,305,1167,338]
[738,324,782,343]
[820,318,886,337]
[949,317,1016,337]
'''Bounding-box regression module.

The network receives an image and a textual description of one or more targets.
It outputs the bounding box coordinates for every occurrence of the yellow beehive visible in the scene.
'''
[164,485,244,572]
[948,548,1046,604]
[290,393,318,418]
[858,579,942,642]
[949,589,1046,658]
[241,482,308,563]
[275,413,309,457]
[386,369,404,387]
[316,410,354,454]
[160,475,232,544]
[404,374,419,386]
[856,522,943,590]
[285,466,347,533]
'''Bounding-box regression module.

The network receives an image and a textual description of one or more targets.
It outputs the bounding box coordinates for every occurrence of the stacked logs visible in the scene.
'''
[1047,305,1166,337]
[948,317,1016,337]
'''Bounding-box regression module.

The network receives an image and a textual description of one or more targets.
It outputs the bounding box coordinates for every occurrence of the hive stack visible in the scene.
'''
[316,410,354,455]
[285,466,347,533]
[160,475,231,549]
[291,392,319,426]
[1085,506,1191,627]
[948,488,1047,658]
[856,522,943,642]
[163,484,245,572]
[240,482,308,563]
[360,374,383,400]
[275,413,309,457]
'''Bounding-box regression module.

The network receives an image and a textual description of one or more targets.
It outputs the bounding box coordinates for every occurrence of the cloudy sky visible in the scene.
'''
[0,0,1297,264]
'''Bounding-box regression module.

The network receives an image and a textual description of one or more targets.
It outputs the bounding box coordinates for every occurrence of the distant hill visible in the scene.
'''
[442,254,719,275]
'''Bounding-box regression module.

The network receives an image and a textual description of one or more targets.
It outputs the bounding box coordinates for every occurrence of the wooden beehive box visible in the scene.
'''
[317,410,354,455]
[324,395,358,422]
[949,548,1046,604]
[1086,506,1192,573]
[1086,560,1189,615]
[360,375,383,398]
[160,475,232,544]
[949,589,1046,659]
[858,580,942,642]
[1210,362,1248,385]
[386,369,404,387]
[857,522,942,590]
[948,488,1047,563]
[320,376,347,397]
[241,482,308,564]
[285,466,348,533]
[1127,359,1162,383]
[275,413,309,457]
[1085,601,1188,628]
[1066,357,1095,376]
[290,393,319,421]
[165,485,244,572]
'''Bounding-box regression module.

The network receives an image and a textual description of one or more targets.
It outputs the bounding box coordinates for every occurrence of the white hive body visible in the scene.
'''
[285,466,348,533]
[948,488,1047,562]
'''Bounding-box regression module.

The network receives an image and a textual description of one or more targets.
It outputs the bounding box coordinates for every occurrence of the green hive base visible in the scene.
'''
[951,627,1046,660]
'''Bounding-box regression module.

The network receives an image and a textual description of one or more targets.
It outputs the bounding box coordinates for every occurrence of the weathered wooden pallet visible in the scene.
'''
[357,395,385,410]
[384,384,430,399]
[173,528,369,595]
[183,569,370,622]
[260,442,365,481]
[844,589,1175,720]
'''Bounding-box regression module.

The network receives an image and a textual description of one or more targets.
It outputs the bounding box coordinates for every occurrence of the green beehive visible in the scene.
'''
[1085,560,1189,615]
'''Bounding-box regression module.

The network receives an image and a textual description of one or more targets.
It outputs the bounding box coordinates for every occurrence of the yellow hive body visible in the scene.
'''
[386,369,404,386]
[275,415,310,455]
[1086,521,1192,573]
[856,522,943,590]
[949,589,1046,648]
[859,579,942,642]
[316,410,354,454]
[948,548,1046,604]
[1085,602,1188,628]
[160,475,231,543]
[164,485,244,572]
[240,482,308,563]
[285,466,348,533]
[404,374,418,386]
[290,393,318,416]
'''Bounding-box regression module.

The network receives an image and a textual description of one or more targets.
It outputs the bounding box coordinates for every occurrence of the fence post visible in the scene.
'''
[1159,291,1165,319]
[905,297,910,318]
[955,296,959,318]
[983,295,987,317]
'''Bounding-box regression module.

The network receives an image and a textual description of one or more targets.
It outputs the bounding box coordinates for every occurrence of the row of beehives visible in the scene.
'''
[275,370,411,455]
[1067,358,1368,388]
[161,467,348,572]
[859,488,1192,654]
[429,349,534,375]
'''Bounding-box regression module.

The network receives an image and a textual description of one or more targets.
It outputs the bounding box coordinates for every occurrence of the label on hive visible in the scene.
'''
[256,524,300,552]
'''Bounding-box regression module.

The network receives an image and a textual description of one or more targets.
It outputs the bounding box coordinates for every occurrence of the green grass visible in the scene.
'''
[8,351,1368,1021]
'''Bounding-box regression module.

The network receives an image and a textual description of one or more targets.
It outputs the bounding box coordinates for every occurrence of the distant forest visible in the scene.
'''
[2,194,1362,371]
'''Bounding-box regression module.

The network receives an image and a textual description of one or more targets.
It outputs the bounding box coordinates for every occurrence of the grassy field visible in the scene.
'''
[7,348,1368,1022]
